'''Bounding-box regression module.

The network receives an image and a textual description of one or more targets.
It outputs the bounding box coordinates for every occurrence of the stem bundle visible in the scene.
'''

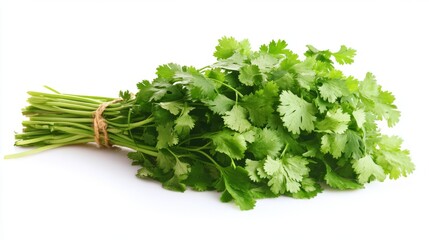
[7,89,157,159]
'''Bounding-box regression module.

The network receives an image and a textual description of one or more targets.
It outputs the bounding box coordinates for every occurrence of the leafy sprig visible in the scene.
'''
[8,37,414,210]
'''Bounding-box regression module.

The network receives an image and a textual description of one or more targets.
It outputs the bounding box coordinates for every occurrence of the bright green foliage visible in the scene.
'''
[262,155,310,194]
[278,90,317,134]
[223,105,252,133]
[218,166,255,210]
[156,122,179,149]
[318,78,349,103]
[352,109,366,129]
[204,94,235,115]
[248,128,283,159]
[316,109,351,134]
[333,45,357,65]
[238,65,264,86]
[214,37,251,59]
[353,155,386,184]
[241,81,278,126]
[321,133,348,158]
[11,37,413,210]
[209,130,247,160]
[374,135,415,179]
[324,164,363,190]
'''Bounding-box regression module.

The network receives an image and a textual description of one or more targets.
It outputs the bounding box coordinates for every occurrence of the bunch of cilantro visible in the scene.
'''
[10,37,414,210]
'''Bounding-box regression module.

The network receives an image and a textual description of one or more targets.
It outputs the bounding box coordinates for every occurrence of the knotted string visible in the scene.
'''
[93,99,122,147]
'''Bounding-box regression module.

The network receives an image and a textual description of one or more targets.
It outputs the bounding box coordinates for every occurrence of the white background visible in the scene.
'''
[1,0,428,239]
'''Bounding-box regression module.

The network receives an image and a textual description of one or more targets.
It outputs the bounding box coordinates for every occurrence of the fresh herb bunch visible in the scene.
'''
[8,37,414,210]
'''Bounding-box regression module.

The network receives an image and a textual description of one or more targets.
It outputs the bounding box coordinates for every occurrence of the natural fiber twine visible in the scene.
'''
[93,99,122,147]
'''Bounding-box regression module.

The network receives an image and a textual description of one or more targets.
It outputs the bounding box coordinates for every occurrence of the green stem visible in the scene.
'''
[5,139,93,159]
[211,78,243,97]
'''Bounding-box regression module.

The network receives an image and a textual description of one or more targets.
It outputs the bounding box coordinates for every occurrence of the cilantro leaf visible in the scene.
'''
[316,108,351,134]
[156,63,183,80]
[156,122,179,149]
[184,161,215,191]
[174,105,195,136]
[291,57,316,90]
[219,166,256,210]
[156,149,175,172]
[263,155,310,194]
[222,105,252,133]
[324,164,363,190]
[212,53,245,71]
[333,45,356,65]
[320,133,348,158]
[159,101,183,115]
[241,81,279,127]
[352,109,366,129]
[175,70,217,100]
[245,159,264,182]
[374,135,415,179]
[162,175,187,192]
[260,39,289,55]
[251,53,279,72]
[289,178,322,199]
[344,130,364,160]
[278,90,317,134]
[318,78,349,103]
[204,94,235,115]
[209,130,247,160]
[214,37,251,59]
[359,72,379,99]
[352,155,386,184]
[248,128,283,159]
[238,64,264,86]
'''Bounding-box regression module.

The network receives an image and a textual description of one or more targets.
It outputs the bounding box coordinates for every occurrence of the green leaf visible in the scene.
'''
[289,178,322,199]
[373,91,401,127]
[260,39,288,55]
[374,135,415,179]
[241,81,279,127]
[277,90,317,134]
[352,109,366,129]
[175,71,217,100]
[263,155,310,194]
[184,162,215,191]
[245,159,263,182]
[324,164,362,190]
[320,133,348,158]
[209,130,247,160]
[333,45,356,65]
[248,128,283,159]
[318,78,349,103]
[251,53,279,72]
[156,149,175,172]
[159,101,183,115]
[223,105,252,133]
[156,63,183,80]
[352,155,386,184]
[344,130,364,160]
[291,57,316,90]
[173,158,191,177]
[220,166,256,210]
[212,53,245,71]
[174,105,195,136]
[359,72,379,99]
[162,175,187,192]
[156,122,179,149]
[214,37,251,59]
[238,64,264,86]
[316,108,351,134]
[204,94,235,115]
